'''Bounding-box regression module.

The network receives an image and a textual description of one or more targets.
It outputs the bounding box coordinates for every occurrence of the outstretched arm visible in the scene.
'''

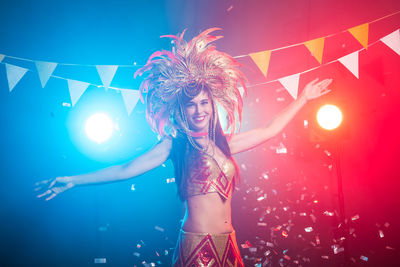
[229,78,332,154]
[36,137,172,200]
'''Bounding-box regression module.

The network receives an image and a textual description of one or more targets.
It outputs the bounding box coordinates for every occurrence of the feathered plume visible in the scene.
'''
[134,28,247,139]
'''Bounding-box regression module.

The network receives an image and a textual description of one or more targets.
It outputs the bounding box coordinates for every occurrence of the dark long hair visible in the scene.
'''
[169,118,240,200]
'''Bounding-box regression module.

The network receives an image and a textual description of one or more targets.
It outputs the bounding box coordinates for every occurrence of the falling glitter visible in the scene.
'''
[154,226,164,232]
[304,227,313,232]
[166,178,175,183]
[378,230,384,238]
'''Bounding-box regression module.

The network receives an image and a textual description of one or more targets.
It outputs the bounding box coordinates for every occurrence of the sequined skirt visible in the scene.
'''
[172,229,244,267]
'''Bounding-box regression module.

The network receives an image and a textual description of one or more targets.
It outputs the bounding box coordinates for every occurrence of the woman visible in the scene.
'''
[36,28,332,266]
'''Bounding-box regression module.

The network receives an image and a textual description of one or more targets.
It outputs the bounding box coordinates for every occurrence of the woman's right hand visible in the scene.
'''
[35,176,75,201]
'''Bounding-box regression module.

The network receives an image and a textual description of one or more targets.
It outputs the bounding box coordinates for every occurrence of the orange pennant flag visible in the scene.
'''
[249,50,271,77]
[348,23,369,49]
[304,37,325,64]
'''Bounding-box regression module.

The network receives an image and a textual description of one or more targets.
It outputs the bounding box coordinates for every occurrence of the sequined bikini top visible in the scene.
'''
[185,150,236,200]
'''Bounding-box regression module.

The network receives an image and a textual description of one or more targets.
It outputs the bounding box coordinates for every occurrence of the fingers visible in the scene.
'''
[46,193,57,201]
[316,78,333,88]
[320,89,331,96]
[308,78,319,86]
[49,178,57,188]
[34,179,51,187]
[37,189,52,199]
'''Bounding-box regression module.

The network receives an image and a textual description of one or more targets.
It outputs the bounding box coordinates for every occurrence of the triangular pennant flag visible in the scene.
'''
[5,64,28,92]
[380,29,400,56]
[35,61,57,88]
[278,73,300,99]
[96,65,118,90]
[348,23,369,49]
[338,51,359,79]
[249,50,271,77]
[120,89,140,115]
[304,37,325,64]
[0,54,4,63]
[67,79,89,106]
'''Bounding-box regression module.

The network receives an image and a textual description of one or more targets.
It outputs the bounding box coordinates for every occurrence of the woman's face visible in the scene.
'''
[183,90,213,132]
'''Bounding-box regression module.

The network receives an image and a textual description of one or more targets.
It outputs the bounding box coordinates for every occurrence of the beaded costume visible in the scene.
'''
[135,28,247,267]
[185,150,235,200]
[172,230,244,267]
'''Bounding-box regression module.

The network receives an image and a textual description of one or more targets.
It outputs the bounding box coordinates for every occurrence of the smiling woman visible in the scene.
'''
[35,28,332,267]
[182,90,213,133]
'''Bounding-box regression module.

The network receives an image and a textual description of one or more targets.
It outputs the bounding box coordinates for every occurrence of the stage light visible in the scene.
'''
[316,104,342,130]
[85,113,114,143]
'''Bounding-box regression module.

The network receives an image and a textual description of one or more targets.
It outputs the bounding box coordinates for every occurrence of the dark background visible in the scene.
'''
[0,0,399,266]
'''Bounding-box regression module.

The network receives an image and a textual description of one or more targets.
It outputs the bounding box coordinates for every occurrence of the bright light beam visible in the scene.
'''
[85,113,114,143]
[317,104,343,130]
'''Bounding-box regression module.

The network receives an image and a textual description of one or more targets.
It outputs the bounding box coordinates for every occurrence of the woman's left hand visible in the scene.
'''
[300,78,333,101]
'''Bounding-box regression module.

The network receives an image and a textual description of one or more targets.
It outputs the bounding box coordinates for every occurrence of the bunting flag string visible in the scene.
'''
[348,23,369,50]
[381,29,400,56]
[278,73,300,99]
[304,37,325,64]
[246,27,400,94]
[96,65,118,90]
[67,79,90,107]
[119,88,141,116]
[249,50,271,77]
[338,51,359,79]
[5,64,28,92]
[1,62,141,114]
[35,61,58,88]
[0,10,399,115]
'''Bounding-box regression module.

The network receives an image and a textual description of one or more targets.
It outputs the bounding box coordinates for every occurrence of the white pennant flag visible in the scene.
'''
[35,61,57,88]
[120,89,140,115]
[96,65,118,90]
[380,29,400,56]
[278,73,300,99]
[0,54,4,63]
[338,51,359,79]
[5,64,28,92]
[67,79,89,106]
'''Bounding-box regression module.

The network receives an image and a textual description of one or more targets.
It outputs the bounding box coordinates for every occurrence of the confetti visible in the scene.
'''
[332,244,344,254]
[351,214,360,221]
[130,184,135,191]
[378,230,384,238]
[360,255,368,261]
[166,178,175,183]
[154,226,164,232]
[62,102,71,107]
[304,227,313,232]
[257,194,267,201]
[241,241,253,248]
[94,258,106,264]
[323,211,334,216]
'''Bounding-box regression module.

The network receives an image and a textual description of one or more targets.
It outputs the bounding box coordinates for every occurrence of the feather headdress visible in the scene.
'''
[134,28,247,139]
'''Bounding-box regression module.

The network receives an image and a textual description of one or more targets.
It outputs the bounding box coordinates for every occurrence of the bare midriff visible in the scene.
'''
[181,191,233,234]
